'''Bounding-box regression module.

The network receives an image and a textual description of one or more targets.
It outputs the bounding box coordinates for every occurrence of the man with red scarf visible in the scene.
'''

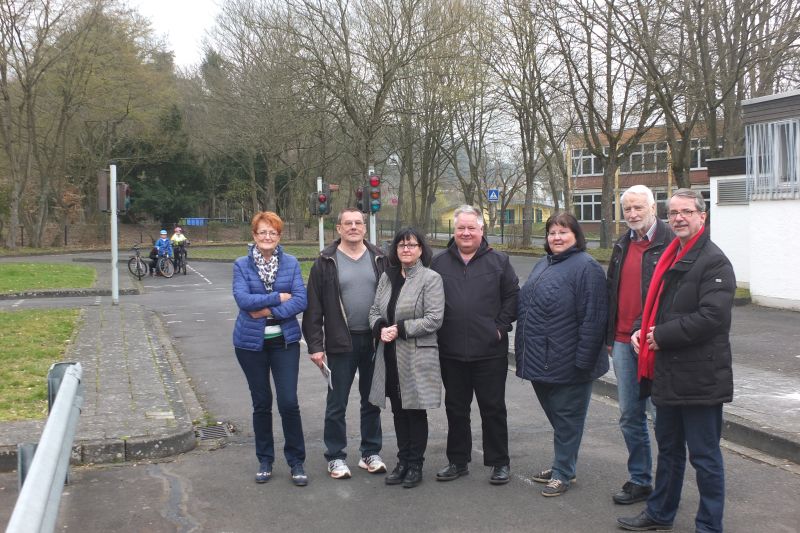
[617,189,735,533]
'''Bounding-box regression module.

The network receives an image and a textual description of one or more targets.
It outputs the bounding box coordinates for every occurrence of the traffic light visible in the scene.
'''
[368,174,381,213]
[355,186,369,214]
[318,183,331,215]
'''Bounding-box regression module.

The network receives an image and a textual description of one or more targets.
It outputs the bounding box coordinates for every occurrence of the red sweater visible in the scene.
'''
[614,239,649,342]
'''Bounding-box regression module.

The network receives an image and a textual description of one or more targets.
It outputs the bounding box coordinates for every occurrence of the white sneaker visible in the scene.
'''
[327,459,351,479]
[358,454,387,474]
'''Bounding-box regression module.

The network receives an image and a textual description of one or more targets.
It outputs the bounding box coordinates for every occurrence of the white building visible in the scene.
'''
[709,89,800,310]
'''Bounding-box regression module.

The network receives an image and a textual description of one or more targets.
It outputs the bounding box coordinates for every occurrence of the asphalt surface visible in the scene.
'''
[0,251,798,532]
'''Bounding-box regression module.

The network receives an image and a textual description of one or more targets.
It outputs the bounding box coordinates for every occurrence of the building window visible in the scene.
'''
[573,193,602,221]
[502,209,514,224]
[746,119,799,199]
[571,148,603,176]
[535,208,543,223]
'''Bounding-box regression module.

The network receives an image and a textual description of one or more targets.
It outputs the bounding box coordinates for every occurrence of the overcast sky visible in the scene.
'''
[128,0,221,68]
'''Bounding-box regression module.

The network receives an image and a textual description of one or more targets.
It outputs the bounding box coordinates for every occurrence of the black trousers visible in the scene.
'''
[440,356,509,466]
[388,391,428,466]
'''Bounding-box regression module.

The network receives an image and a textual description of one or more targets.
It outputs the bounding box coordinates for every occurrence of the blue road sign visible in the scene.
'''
[487,189,500,202]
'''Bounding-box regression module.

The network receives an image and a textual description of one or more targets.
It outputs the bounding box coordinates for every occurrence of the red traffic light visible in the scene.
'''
[369,176,380,187]
[318,193,327,202]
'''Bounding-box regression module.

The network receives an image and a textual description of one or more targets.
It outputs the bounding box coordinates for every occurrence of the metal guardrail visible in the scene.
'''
[6,362,84,533]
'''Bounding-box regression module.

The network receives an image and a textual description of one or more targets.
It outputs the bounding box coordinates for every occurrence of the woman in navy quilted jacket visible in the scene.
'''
[515,212,609,498]
[232,211,309,487]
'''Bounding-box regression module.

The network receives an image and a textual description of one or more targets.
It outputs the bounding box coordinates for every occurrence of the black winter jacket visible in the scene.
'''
[606,219,675,344]
[515,247,609,384]
[302,239,387,355]
[430,238,519,361]
[650,231,735,406]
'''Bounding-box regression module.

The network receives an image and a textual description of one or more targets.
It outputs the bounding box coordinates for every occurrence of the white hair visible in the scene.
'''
[621,185,655,206]
[453,205,484,227]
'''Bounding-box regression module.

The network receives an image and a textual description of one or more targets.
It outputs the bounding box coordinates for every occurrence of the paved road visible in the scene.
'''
[1,256,798,532]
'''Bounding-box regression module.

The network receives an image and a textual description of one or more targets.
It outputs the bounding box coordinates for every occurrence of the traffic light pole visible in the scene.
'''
[110,163,119,306]
[317,176,324,252]
[368,166,377,245]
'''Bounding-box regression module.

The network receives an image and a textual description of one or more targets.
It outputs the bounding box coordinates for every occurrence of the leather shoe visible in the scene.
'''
[402,464,423,488]
[617,511,673,531]
[489,465,510,485]
[385,463,408,485]
[613,481,653,504]
[436,463,468,481]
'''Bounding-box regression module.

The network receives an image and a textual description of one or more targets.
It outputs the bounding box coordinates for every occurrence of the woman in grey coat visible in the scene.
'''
[369,227,444,488]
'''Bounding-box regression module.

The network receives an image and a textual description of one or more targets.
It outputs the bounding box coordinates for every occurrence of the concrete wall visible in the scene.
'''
[712,176,800,310]
[710,176,751,287]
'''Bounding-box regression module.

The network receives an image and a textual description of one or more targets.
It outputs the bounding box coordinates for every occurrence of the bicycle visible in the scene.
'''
[173,242,189,275]
[127,245,148,280]
[157,255,175,278]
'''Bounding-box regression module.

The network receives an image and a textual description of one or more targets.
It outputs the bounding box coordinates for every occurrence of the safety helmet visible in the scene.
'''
[160,230,167,235]
[174,227,182,232]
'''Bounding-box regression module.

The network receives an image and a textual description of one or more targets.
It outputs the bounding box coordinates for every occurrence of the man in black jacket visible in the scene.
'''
[618,189,735,533]
[430,205,519,485]
[606,185,674,505]
[302,208,388,480]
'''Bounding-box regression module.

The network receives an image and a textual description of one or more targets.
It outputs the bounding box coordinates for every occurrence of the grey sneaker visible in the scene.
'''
[327,459,352,479]
[358,454,387,474]
[541,478,569,497]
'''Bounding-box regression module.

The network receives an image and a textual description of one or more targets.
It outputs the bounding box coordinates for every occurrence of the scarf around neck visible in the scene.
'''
[638,226,705,383]
[252,245,279,293]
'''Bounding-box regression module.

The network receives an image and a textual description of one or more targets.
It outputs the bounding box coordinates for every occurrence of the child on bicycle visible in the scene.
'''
[170,226,189,266]
[150,229,174,276]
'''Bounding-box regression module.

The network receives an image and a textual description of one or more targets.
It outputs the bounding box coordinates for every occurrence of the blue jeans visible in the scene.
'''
[323,332,382,461]
[612,341,655,486]
[235,338,305,468]
[646,404,725,533]
[532,381,593,484]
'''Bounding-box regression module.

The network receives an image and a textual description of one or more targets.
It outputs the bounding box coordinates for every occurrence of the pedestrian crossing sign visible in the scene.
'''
[487,189,499,202]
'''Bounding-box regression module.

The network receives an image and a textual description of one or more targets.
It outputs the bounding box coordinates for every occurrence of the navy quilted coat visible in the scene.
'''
[232,244,307,351]
[515,247,609,384]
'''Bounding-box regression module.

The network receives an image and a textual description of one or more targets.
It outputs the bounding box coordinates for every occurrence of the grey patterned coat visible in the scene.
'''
[368,262,445,410]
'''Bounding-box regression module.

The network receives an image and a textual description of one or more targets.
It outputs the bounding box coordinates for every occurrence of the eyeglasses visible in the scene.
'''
[255,230,280,238]
[338,220,365,227]
[397,243,420,250]
[667,209,699,219]
[547,230,572,238]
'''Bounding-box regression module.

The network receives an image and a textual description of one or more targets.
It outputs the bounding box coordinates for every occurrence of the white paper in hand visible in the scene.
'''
[320,357,333,390]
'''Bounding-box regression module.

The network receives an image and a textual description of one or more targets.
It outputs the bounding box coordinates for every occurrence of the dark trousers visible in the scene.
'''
[388,389,428,466]
[533,380,593,483]
[235,337,305,468]
[324,332,382,461]
[646,404,725,533]
[440,356,509,466]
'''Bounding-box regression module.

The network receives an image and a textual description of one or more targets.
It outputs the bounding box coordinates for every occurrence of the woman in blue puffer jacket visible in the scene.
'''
[232,211,308,487]
[515,212,608,498]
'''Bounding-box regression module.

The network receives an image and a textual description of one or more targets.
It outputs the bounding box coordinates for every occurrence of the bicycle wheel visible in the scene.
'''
[128,257,146,279]
[159,257,175,278]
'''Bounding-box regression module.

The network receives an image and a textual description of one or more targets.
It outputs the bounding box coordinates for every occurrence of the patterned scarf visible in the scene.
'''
[638,226,705,383]
[252,245,279,293]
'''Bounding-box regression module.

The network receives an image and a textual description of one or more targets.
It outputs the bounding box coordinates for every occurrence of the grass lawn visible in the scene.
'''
[191,244,321,260]
[0,309,81,421]
[0,263,96,294]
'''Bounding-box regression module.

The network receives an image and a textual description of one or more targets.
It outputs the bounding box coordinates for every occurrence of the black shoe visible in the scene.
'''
[402,464,423,488]
[290,464,308,487]
[385,463,408,485]
[255,462,272,484]
[489,465,510,485]
[613,481,653,505]
[436,463,469,481]
[617,511,673,531]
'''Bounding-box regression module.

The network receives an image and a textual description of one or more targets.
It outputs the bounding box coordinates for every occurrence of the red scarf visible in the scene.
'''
[638,226,705,382]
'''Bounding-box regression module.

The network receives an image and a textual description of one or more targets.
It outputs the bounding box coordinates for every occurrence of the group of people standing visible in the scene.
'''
[231,185,735,533]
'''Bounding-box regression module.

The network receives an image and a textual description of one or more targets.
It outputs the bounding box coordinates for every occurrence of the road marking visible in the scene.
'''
[196,319,206,322]
[164,313,177,317]
[188,264,213,285]
[217,311,233,314]
[12,299,24,307]
[166,320,182,324]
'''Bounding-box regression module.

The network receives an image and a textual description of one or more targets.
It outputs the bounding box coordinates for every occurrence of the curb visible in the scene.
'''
[0,288,139,300]
[509,353,800,465]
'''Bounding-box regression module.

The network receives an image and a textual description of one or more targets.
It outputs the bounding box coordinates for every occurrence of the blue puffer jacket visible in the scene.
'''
[232,244,307,351]
[515,247,609,384]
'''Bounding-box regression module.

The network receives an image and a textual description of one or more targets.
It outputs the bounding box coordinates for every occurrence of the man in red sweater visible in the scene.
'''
[606,185,674,505]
